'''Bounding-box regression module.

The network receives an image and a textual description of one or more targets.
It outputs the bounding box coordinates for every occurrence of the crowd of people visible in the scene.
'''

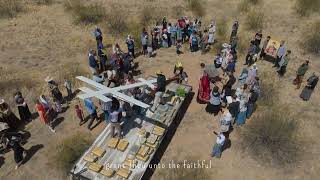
[1,15,319,169]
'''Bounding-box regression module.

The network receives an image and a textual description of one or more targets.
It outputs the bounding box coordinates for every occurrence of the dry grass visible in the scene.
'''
[32,0,53,5]
[105,5,129,36]
[50,133,93,174]
[240,107,302,166]
[64,0,105,24]
[185,0,206,17]
[171,5,186,18]
[301,21,320,54]
[0,0,23,18]
[295,0,320,16]
[245,9,264,31]
[139,6,163,26]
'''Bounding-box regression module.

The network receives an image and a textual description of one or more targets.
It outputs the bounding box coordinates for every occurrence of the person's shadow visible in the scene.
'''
[22,144,44,165]
[0,156,5,168]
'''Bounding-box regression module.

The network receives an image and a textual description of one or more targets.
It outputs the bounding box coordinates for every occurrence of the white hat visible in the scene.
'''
[0,99,5,104]
[45,76,53,82]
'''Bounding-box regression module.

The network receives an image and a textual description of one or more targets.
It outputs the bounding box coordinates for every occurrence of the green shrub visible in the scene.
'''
[64,0,105,24]
[301,21,320,54]
[185,0,206,17]
[295,0,320,16]
[0,0,23,18]
[51,133,92,173]
[245,10,264,30]
[240,108,302,166]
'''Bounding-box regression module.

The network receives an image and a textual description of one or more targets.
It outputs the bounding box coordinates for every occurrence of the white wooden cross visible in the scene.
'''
[76,76,157,108]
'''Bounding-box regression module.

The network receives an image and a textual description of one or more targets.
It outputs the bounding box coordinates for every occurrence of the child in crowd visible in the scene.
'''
[75,104,84,125]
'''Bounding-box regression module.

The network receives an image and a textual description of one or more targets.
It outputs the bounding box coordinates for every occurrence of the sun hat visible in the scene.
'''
[45,76,53,82]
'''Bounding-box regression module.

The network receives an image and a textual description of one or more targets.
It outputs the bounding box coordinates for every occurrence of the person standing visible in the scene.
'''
[0,99,20,131]
[88,49,98,74]
[64,79,72,100]
[4,137,28,169]
[35,99,55,132]
[300,73,319,101]
[246,89,259,119]
[150,71,166,112]
[230,21,239,42]
[208,22,216,45]
[46,77,63,113]
[206,86,222,116]
[84,98,99,130]
[293,60,309,89]
[211,131,226,158]
[277,50,291,76]
[74,104,84,125]
[170,23,177,46]
[238,68,248,86]
[274,40,286,67]
[228,95,240,121]
[109,105,122,138]
[93,26,103,47]
[235,97,248,125]
[244,41,257,65]
[126,35,135,58]
[141,28,149,56]
[259,36,271,60]
[14,92,31,123]
[197,63,211,103]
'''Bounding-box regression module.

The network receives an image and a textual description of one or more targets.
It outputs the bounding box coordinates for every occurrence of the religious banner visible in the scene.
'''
[265,39,280,58]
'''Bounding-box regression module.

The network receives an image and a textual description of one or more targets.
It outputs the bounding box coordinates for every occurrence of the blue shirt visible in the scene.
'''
[89,55,97,68]
[84,99,96,115]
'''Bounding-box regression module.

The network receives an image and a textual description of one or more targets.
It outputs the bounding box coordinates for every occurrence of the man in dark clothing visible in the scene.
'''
[245,41,256,65]
[94,26,103,47]
[246,89,259,118]
[228,95,240,125]
[300,73,319,101]
[293,60,309,89]
[88,49,98,74]
[230,21,239,43]
[150,71,166,112]
[259,36,270,59]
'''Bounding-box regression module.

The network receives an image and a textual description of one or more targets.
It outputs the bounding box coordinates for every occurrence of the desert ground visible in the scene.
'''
[0,0,319,180]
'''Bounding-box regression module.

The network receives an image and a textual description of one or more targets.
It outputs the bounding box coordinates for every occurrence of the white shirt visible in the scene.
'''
[216,133,226,145]
[110,110,120,123]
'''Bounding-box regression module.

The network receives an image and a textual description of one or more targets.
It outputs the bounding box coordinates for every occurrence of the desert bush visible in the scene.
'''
[240,108,302,166]
[32,0,53,5]
[295,0,320,16]
[126,22,143,50]
[216,18,228,40]
[238,0,261,12]
[245,10,264,30]
[51,133,92,173]
[139,6,162,26]
[237,34,251,54]
[0,0,23,18]
[301,21,320,54]
[171,5,186,18]
[105,5,128,36]
[64,0,105,24]
[258,73,278,106]
[57,62,87,88]
[185,0,206,17]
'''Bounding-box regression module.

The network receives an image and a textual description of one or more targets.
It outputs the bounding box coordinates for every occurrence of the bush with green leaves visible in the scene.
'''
[295,0,320,16]
[0,0,23,19]
[245,9,264,30]
[301,21,320,54]
[185,0,206,17]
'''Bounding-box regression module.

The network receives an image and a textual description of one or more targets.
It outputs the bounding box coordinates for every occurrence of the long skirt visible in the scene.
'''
[208,33,214,44]
[18,105,31,122]
[206,103,221,116]
[300,87,314,101]
[236,111,247,125]
[211,143,222,158]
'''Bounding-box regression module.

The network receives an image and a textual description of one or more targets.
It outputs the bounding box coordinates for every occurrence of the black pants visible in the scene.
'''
[274,56,282,67]
[259,48,266,59]
[278,65,287,76]
[128,48,135,58]
[245,54,253,65]
[168,33,172,47]
[87,111,98,129]
[142,45,147,55]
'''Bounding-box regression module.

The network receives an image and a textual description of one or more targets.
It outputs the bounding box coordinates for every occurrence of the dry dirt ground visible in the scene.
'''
[0,0,320,180]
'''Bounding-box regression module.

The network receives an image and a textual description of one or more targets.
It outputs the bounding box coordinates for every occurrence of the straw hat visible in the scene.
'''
[0,99,4,105]
[45,76,53,82]
[175,61,183,68]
